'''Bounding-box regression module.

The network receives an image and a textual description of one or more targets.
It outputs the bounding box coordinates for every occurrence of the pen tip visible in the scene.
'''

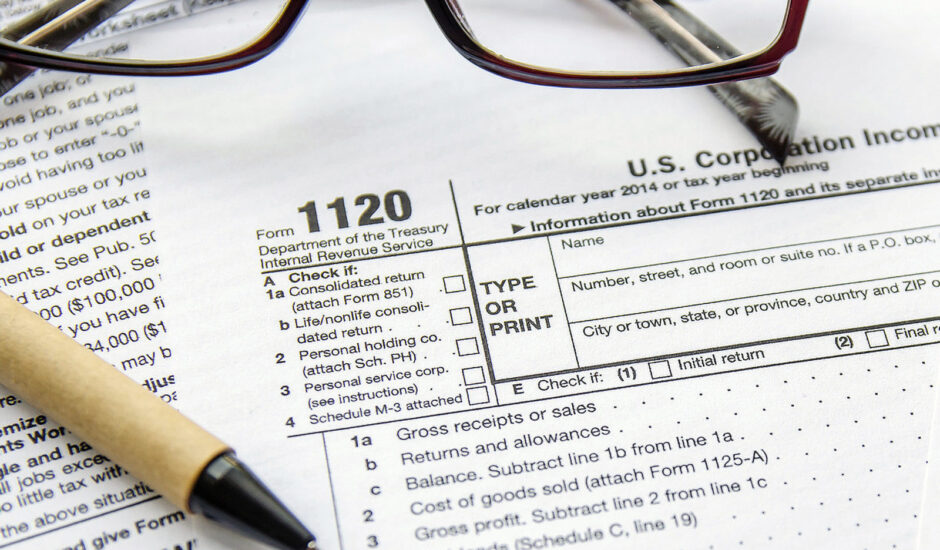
[189,453,317,550]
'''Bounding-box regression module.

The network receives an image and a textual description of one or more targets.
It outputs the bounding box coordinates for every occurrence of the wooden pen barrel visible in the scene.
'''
[0,291,229,510]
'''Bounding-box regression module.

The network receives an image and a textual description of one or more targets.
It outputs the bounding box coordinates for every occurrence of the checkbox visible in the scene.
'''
[865,330,889,348]
[443,275,466,293]
[456,337,479,356]
[466,387,490,405]
[462,366,486,385]
[449,307,473,326]
[649,360,673,380]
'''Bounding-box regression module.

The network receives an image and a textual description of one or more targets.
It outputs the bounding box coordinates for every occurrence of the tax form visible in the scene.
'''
[0,0,938,549]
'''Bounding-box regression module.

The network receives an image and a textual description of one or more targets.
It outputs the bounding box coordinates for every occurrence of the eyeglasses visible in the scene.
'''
[0,0,809,160]
[0,0,807,88]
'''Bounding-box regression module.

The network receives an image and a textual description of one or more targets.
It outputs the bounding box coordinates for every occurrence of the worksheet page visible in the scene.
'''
[0,1,937,549]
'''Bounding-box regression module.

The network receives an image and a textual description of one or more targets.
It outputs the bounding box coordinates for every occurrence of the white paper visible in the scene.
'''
[0,0,937,549]
[918,391,940,549]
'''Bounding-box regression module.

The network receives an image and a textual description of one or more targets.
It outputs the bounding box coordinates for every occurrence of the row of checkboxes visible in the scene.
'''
[442,275,480,357]
[443,275,490,405]
[468,328,898,406]
[444,276,474,325]
[646,330,894,383]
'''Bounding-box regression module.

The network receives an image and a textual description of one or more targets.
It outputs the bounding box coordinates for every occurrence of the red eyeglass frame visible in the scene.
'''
[0,0,809,87]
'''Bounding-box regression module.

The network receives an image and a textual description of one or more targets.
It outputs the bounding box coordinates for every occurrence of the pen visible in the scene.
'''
[0,291,317,550]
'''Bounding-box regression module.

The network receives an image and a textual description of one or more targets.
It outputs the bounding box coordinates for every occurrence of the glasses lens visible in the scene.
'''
[451,0,790,73]
[0,0,289,62]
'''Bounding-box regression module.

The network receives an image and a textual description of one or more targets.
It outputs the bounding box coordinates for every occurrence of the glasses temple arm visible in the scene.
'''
[609,0,798,164]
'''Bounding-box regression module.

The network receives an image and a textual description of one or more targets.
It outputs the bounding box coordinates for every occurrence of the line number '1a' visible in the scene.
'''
[298,190,412,233]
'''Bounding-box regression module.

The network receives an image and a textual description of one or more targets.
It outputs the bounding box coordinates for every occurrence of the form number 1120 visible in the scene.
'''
[298,190,413,233]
